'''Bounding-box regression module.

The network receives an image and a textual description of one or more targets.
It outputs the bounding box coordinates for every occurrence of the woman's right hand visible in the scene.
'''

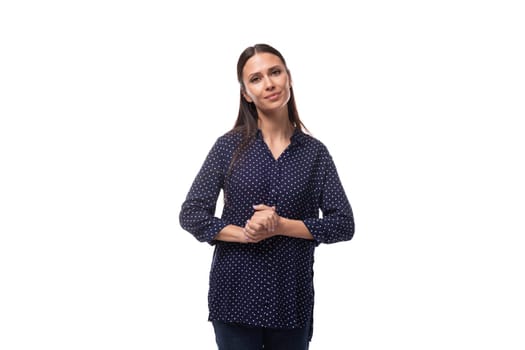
[243,204,280,243]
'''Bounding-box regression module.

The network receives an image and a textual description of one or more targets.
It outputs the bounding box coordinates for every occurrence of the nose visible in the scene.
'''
[263,75,275,91]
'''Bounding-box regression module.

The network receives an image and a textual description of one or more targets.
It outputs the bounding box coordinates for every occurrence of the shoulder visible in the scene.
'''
[207,129,242,156]
[295,131,330,154]
[294,131,340,171]
[215,129,242,148]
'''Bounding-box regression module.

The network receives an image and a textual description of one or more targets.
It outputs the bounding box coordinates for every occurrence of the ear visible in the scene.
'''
[242,90,253,103]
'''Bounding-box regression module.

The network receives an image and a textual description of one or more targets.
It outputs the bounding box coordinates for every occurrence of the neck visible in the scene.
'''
[258,113,294,141]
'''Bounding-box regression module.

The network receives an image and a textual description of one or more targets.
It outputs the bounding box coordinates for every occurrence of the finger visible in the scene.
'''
[244,223,255,236]
[244,229,256,240]
[253,204,272,211]
[248,221,264,232]
[242,228,251,243]
[267,215,275,232]
[245,228,262,241]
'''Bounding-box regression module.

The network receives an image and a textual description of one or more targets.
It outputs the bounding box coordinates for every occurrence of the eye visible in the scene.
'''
[249,76,261,83]
[271,69,281,76]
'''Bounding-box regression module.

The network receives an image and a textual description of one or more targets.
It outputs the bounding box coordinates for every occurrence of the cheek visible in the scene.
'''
[286,76,292,89]
[281,76,291,90]
[245,87,260,100]
[281,76,291,89]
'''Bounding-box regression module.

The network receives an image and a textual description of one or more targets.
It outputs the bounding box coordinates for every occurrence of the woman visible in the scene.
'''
[179,43,354,350]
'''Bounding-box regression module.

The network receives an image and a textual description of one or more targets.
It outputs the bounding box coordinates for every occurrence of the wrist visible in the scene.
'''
[215,225,248,243]
[275,216,286,235]
[237,226,249,243]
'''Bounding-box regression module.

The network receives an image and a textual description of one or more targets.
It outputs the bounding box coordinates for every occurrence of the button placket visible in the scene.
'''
[268,161,280,206]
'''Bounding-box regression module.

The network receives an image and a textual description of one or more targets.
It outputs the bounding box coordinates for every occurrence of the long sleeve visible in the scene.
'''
[179,138,229,243]
[303,146,354,244]
[182,129,355,332]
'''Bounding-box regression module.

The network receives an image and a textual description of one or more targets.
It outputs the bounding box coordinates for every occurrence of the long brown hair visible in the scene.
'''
[229,44,307,170]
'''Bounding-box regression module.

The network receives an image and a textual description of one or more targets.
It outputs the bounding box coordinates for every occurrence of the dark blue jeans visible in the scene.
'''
[212,320,310,350]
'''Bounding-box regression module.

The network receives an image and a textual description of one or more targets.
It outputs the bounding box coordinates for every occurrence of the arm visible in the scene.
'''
[244,146,354,244]
[179,139,229,243]
[303,146,354,245]
[213,224,246,243]
[276,217,314,240]
[241,145,354,245]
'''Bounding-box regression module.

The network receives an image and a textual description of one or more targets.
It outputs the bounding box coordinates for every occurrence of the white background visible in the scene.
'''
[1,1,524,349]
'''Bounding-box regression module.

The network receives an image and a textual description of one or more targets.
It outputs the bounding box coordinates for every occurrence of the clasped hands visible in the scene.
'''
[243,204,281,243]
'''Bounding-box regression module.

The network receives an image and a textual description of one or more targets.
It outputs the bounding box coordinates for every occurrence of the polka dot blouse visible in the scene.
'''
[179,128,354,333]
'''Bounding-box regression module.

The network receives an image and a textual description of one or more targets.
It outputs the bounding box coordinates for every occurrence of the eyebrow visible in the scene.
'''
[247,65,283,79]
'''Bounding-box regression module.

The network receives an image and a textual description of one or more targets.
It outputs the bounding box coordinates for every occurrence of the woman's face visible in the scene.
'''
[241,52,292,115]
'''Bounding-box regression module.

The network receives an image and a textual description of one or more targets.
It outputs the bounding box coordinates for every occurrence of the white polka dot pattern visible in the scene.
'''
[179,128,354,330]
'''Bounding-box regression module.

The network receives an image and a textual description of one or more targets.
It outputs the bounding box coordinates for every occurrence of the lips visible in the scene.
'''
[265,92,281,100]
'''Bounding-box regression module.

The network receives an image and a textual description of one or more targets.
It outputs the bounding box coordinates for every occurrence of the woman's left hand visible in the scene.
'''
[243,204,280,243]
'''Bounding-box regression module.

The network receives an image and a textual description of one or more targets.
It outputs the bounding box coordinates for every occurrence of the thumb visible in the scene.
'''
[253,204,272,211]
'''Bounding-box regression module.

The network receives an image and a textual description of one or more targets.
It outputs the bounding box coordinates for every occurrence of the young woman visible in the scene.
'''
[179,43,355,350]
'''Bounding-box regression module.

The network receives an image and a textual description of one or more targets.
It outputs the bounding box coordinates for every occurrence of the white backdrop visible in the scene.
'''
[1,1,524,349]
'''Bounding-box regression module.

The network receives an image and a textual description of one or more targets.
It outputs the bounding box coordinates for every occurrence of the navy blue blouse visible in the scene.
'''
[179,128,354,332]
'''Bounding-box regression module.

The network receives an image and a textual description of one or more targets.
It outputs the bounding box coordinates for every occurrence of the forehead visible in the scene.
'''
[243,52,285,76]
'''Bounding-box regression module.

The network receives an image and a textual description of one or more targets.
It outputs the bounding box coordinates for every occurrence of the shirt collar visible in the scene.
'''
[256,127,307,146]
